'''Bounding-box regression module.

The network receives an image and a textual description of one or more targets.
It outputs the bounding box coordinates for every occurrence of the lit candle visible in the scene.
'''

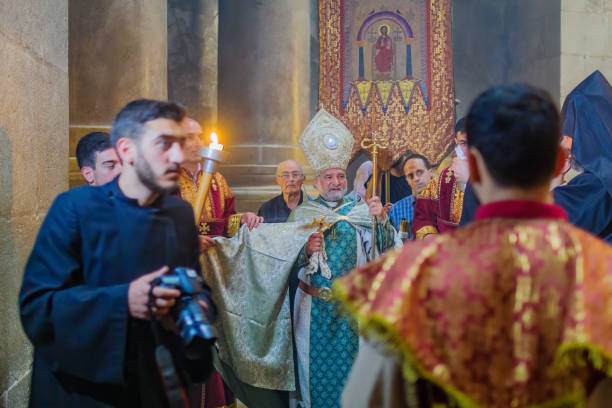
[209,132,224,151]
[194,133,227,225]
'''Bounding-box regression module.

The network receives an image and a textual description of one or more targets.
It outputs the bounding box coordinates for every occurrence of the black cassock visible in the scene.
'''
[19,178,212,407]
[257,191,304,223]
[555,70,612,244]
[554,172,612,244]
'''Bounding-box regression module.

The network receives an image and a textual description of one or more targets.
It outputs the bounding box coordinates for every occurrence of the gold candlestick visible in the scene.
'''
[194,133,227,225]
[361,131,388,259]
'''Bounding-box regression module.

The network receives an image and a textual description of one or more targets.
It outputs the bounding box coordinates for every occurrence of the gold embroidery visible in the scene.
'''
[415,225,438,240]
[444,168,453,184]
[449,180,464,224]
[334,219,612,407]
[198,222,210,235]
[226,214,242,237]
[319,0,456,169]
[419,175,440,200]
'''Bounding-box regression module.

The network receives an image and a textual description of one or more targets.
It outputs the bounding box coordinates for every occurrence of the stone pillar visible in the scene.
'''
[0,0,69,405]
[69,0,168,187]
[560,0,612,105]
[218,0,318,212]
[168,0,218,133]
[452,0,561,119]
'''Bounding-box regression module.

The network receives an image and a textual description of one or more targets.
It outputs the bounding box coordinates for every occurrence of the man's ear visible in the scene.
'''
[467,148,481,184]
[116,138,136,166]
[80,166,95,185]
[553,146,568,177]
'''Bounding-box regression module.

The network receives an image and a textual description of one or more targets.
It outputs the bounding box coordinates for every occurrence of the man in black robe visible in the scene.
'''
[19,99,213,407]
[553,70,612,243]
[258,159,305,223]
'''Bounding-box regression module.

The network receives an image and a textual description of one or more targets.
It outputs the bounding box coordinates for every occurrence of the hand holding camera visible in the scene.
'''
[128,266,181,320]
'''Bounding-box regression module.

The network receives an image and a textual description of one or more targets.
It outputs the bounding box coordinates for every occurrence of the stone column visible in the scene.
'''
[69,0,168,187]
[168,0,218,133]
[218,0,318,212]
[0,0,69,405]
[560,0,612,105]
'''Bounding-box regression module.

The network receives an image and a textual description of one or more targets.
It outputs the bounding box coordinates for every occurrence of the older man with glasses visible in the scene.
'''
[257,159,306,223]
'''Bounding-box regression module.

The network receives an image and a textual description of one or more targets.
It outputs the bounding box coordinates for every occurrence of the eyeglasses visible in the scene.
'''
[279,172,304,180]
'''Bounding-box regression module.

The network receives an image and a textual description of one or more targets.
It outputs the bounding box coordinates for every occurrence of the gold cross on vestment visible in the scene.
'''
[310,215,331,234]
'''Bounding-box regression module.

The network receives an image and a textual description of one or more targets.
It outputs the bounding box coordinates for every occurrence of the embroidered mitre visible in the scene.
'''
[299,107,354,175]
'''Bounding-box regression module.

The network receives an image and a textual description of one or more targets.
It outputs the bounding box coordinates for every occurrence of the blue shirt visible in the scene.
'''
[389,194,415,231]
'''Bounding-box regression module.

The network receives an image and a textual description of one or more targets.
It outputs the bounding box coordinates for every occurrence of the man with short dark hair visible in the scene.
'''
[75,131,122,185]
[365,153,412,205]
[413,118,469,239]
[257,159,305,223]
[388,153,434,235]
[20,99,213,407]
[337,84,612,407]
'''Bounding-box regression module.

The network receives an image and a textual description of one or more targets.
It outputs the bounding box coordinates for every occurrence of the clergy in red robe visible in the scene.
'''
[335,84,612,408]
[179,169,241,238]
[413,118,469,239]
[178,118,262,408]
[179,118,262,252]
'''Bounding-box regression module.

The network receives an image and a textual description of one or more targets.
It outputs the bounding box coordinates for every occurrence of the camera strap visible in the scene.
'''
[148,287,190,408]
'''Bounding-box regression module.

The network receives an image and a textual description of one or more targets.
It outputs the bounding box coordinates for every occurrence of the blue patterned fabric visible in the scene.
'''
[308,197,359,408]
[388,194,415,230]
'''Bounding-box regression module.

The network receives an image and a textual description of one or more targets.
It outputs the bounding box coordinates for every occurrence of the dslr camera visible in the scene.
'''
[150,267,217,358]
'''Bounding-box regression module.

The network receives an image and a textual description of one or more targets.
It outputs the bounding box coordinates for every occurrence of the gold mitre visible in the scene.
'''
[299,107,354,175]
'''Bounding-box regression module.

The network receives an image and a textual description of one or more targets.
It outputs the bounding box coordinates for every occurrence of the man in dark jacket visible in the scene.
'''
[258,159,305,223]
[19,99,213,407]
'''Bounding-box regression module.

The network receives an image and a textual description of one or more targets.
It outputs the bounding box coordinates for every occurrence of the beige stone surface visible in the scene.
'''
[69,0,168,125]
[0,0,69,406]
[5,371,31,408]
[68,0,168,188]
[560,0,612,103]
[218,0,315,212]
[168,0,219,130]
[561,11,608,56]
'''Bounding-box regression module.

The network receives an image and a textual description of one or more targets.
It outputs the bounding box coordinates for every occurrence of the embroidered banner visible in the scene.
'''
[319,0,455,169]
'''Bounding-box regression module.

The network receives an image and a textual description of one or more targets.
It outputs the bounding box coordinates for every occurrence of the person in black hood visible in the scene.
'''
[553,70,612,243]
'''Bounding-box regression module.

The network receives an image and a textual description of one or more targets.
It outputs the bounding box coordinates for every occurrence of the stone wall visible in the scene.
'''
[453,0,561,119]
[69,0,168,188]
[505,0,561,104]
[0,0,69,406]
[168,0,218,132]
[218,0,318,213]
[560,0,612,104]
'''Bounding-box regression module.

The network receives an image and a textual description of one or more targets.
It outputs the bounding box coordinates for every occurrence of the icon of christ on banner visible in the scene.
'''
[374,24,393,76]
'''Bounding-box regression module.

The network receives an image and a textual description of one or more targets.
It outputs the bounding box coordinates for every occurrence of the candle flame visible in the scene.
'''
[209,132,223,151]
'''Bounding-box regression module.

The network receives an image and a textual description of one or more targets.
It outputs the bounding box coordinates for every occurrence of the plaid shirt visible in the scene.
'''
[389,194,415,230]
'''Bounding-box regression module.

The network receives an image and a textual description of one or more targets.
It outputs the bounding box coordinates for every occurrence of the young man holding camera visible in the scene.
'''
[19,100,213,407]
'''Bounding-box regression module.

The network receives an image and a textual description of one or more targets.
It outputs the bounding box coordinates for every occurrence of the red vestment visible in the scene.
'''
[336,200,612,407]
[178,169,240,238]
[413,166,464,239]
[178,167,237,408]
